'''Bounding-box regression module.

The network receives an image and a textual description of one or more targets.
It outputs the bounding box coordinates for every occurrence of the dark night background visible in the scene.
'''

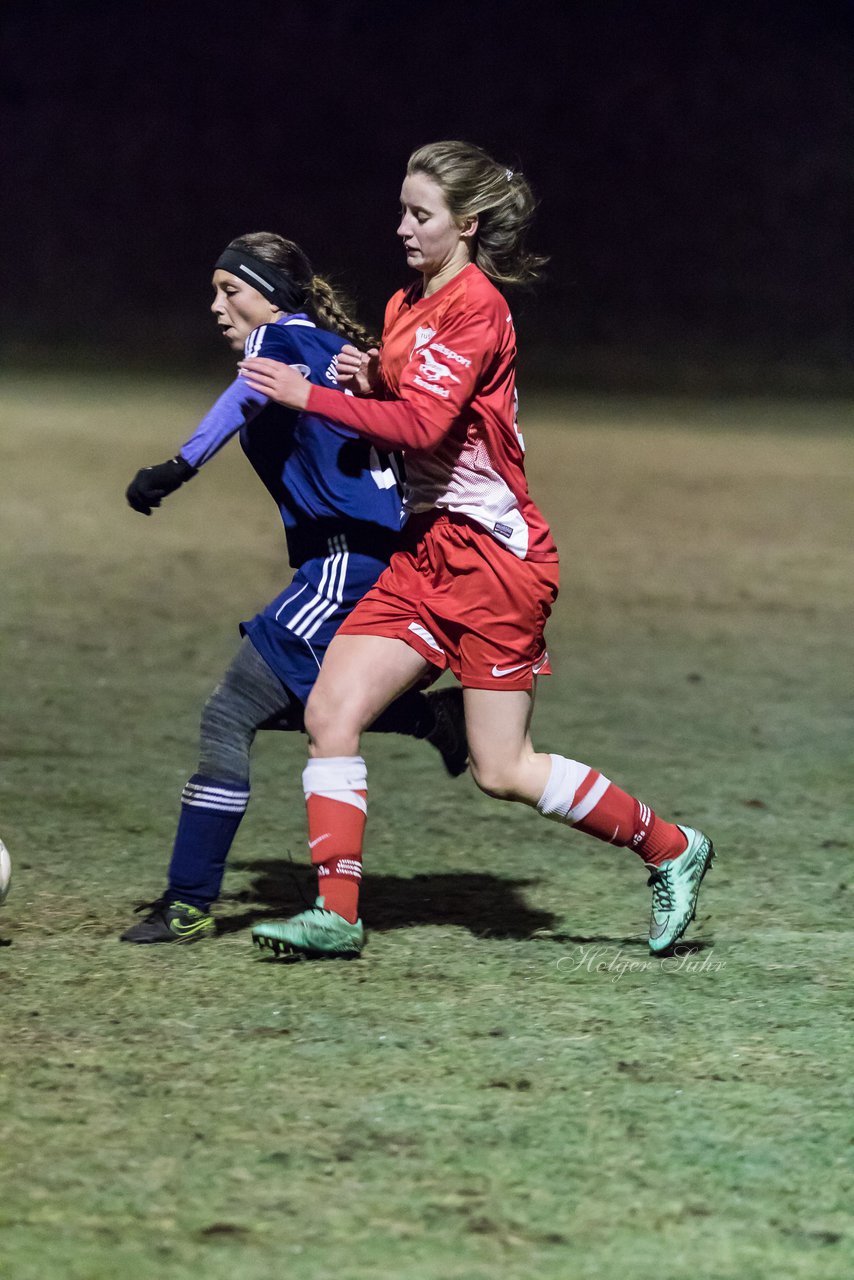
[2,0,852,391]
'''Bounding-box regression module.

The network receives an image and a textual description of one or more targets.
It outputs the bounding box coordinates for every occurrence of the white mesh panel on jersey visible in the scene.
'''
[404,433,531,558]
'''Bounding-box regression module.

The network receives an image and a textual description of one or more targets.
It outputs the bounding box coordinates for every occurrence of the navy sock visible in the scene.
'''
[166,774,250,910]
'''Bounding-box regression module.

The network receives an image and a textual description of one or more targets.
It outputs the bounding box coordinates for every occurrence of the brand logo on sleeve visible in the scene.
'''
[417,347,461,385]
[411,345,463,398]
[429,341,471,368]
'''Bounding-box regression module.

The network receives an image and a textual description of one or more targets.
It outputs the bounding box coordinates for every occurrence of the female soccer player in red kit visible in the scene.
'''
[241,140,714,959]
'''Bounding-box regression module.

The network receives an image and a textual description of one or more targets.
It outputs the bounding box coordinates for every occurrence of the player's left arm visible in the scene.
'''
[125,376,271,515]
[240,309,495,452]
[179,321,294,471]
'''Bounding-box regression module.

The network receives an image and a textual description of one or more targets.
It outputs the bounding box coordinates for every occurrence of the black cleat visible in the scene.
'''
[120,898,215,944]
[424,687,469,777]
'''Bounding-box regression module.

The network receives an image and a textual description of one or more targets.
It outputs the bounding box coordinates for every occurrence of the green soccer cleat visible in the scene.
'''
[252,899,365,959]
[120,898,215,944]
[647,826,715,955]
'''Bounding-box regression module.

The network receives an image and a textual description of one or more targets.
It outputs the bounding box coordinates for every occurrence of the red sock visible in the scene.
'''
[306,792,365,922]
[304,758,367,924]
[316,854,362,923]
[537,755,687,866]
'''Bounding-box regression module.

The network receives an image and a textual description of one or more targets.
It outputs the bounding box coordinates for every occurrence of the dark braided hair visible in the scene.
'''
[226,233,378,347]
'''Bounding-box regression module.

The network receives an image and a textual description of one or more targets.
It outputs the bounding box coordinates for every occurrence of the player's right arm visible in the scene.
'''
[297,307,496,452]
[334,345,385,397]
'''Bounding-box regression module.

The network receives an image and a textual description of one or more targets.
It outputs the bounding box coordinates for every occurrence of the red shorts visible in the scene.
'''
[337,512,560,690]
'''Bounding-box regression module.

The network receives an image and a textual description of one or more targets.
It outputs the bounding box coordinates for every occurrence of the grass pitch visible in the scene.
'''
[1,375,853,1279]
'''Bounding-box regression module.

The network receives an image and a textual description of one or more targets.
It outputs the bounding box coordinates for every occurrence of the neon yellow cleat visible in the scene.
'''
[120,899,215,944]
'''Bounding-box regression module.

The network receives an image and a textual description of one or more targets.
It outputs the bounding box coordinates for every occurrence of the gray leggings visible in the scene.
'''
[197,636,432,784]
[198,637,298,783]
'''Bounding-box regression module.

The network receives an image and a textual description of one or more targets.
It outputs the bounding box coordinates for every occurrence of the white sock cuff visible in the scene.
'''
[303,756,367,805]
[537,753,592,822]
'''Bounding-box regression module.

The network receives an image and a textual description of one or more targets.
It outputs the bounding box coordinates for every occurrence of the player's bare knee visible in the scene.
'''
[305,690,359,753]
[469,757,525,802]
[304,693,336,748]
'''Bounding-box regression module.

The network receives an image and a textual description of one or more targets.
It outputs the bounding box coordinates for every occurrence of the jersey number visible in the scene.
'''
[513,389,525,453]
[369,447,400,491]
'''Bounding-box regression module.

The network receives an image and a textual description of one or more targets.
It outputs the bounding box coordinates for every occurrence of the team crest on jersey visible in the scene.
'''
[411,325,436,356]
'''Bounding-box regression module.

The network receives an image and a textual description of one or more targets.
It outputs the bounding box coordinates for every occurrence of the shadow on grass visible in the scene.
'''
[217,859,713,950]
[219,859,562,941]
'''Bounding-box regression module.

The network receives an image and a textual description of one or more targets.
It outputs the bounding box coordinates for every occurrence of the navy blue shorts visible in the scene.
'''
[241,538,389,706]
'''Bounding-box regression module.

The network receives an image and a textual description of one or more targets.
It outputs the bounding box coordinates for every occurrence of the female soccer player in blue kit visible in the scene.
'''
[120,233,465,944]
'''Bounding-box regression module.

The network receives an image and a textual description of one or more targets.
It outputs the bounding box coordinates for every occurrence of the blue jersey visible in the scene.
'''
[180,314,404,567]
[177,313,404,703]
[240,546,390,706]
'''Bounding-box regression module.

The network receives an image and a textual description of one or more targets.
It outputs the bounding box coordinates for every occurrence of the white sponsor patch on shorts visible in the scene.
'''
[408,621,443,653]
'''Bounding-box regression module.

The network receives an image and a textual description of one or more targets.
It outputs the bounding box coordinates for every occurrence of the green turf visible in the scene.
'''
[1,374,852,1279]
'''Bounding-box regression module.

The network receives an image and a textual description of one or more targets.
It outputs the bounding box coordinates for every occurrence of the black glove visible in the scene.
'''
[126,455,197,515]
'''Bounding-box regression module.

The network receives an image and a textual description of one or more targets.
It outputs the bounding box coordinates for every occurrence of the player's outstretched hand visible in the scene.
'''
[239,358,311,410]
[126,456,197,516]
[335,345,381,396]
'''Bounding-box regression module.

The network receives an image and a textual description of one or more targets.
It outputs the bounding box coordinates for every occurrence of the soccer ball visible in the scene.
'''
[0,838,10,905]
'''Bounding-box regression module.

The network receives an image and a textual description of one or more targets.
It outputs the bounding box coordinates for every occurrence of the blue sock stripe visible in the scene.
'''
[181,796,248,814]
[183,778,249,797]
[182,779,250,813]
[179,778,248,798]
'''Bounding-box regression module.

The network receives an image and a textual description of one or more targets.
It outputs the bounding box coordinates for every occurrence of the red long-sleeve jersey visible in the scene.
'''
[306,263,557,562]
